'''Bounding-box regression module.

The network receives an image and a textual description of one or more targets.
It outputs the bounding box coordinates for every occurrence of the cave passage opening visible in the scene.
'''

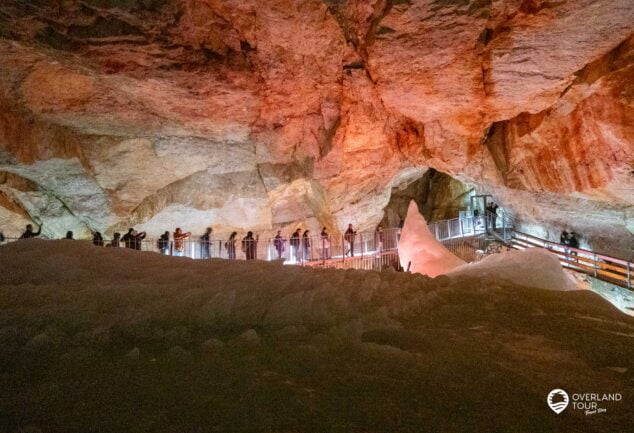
[381,169,477,228]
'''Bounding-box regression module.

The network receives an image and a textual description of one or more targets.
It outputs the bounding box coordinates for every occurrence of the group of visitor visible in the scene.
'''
[273,227,329,262]
[3,222,385,263]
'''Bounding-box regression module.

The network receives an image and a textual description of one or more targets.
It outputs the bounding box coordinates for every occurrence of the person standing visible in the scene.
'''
[200,227,213,259]
[92,231,104,246]
[122,228,145,249]
[107,232,121,248]
[273,230,285,259]
[242,231,258,260]
[173,228,191,257]
[302,230,311,262]
[344,224,356,257]
[290,229,301,262]
[20,223,42,239]
[375,226,383,254]
[64,231,74,240]
[321,227,330,260]
[157,231,170,255]
[226,232,237,260]
[568,232,579,262]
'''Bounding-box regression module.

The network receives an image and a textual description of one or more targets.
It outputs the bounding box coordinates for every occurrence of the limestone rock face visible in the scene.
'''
[0,0,632,256]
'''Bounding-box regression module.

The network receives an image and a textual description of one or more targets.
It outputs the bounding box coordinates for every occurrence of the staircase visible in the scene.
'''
[485,209,633,290]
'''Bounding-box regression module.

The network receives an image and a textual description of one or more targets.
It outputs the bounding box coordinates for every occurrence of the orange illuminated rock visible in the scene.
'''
[0,0,631,255]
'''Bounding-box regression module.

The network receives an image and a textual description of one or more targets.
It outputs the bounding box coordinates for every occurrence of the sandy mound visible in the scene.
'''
[398,200,465,277]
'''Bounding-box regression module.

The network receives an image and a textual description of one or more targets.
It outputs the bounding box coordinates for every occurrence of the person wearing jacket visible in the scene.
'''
[344,224,356,257]
[20,223,42,239]
[273,230,285,259]
[200,227,213,259]
[302,230,311,262]
[289,229,301,262]
[242,231,258,260]
[122,228,146,250]
[173,228,191,256]
[320,227,330,260]
[226,232,237,260]
[107,232,121,248]
[92,231,104,246]
[157,231,170,255]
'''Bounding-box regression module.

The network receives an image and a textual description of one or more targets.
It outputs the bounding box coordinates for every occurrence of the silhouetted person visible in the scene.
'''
[200,227,212,259]
[302,230,311,262]
[560,230,569,245]
[290,229,301,262]
[568,232,579,261]
[173,228,191,257]
[20,223,42,239]
[375,226,383,253]
[568,232,579,249]
[0,231,4,243]
[157,231,170,255]
[344,224,356,257]
[92,231,104,246]
[122,228,146,250]
[273,230,285,259]
[487,203,498,230]
[226,232,237,260]
[122,228,135,249]
[64,231,74,240]
[242,231,258,260]
[321,227,330,259]
[107,232,121,248]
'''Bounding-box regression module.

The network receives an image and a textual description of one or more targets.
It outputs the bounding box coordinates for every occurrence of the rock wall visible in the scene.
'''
[0,0,632,256]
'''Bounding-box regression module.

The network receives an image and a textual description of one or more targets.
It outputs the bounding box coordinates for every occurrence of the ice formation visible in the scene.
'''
[447,248,580,291]
[398,200,465,277]
[1,240,633,432]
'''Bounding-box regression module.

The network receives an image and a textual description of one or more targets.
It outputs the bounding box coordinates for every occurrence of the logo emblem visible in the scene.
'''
[548,389,569,414]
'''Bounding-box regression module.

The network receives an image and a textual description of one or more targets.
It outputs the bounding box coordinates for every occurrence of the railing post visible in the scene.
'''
[360,233,364,258]
[627,262,631,290]
[593,253,598,278]
[460,219,464,238]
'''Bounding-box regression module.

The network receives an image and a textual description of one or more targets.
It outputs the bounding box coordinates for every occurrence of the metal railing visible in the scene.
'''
[3,208,629,288]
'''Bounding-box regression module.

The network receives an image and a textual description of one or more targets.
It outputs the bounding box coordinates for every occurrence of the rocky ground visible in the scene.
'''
[0,240,633,432]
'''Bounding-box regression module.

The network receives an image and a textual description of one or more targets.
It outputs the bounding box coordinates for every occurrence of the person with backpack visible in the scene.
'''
[226,232,237,260]
[157,231,170,255]
[290,229,301,262]
[273,230,285,259]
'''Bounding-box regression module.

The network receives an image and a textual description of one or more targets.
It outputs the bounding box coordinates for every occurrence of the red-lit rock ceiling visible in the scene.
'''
[0,0,632,256]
